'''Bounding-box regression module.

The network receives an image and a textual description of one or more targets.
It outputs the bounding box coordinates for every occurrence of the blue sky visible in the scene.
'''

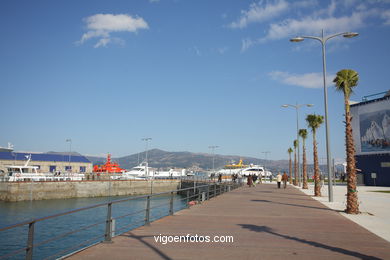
[1,0,390,162]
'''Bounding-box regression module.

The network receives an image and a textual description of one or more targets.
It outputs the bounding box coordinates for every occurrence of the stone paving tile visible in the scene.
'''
[67,184,390,260]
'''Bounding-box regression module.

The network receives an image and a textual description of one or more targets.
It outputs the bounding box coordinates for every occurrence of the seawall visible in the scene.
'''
[0,180,181,202]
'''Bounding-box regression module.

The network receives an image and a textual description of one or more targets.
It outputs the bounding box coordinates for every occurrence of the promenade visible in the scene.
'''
[68,183,390,260]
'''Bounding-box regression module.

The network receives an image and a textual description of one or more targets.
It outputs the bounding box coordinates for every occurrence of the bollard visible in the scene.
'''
[111,219,116,238]
[104,203,113,243]
[26,221,35,260]
[186,190,190,209]
[169,192,174,215]
[202,192,206,202]
[145,196,151,226]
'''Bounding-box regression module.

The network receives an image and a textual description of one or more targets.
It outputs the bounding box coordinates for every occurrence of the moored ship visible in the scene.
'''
[93,154,125,173]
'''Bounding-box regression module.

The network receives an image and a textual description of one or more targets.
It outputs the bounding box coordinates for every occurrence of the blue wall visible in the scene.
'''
[0,152,90,163]
[356,154,390,186]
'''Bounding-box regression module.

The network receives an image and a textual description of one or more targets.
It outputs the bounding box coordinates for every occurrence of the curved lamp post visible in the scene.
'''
[282,103,313,186]
[290,30,358,202]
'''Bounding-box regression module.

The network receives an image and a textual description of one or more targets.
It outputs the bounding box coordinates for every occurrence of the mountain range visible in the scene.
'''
[86,149,295,173]
[50,149,335,174]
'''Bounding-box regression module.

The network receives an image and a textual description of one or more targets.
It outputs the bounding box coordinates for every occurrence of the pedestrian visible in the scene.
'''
[340,172,345,182]
[238,174,242,185]
[218,173,222,183]
[276,172,282,189]
[252,174,258,187]
[247,175,253,187]
[282,172,288,189]
[320,174,324,189]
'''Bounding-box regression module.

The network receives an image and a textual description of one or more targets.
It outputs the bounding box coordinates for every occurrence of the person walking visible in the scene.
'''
[247,175,253,187]
[282,172,288,189]
[252,174,258,187]
[276,172,282,189]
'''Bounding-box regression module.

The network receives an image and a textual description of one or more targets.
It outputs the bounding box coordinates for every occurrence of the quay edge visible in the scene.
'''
[0,179,181,202]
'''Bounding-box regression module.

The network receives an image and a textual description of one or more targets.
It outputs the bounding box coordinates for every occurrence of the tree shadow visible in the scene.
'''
[238,224,381,260]
[120,232,172,260]
[251,199,342,212]
[254,193,316,202]
[256,190,310,197]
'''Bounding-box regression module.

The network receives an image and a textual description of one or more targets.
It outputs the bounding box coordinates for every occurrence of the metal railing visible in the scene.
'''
[0,180,243,260]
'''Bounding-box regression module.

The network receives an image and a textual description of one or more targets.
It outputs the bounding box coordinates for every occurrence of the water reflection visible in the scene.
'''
[0,194,186,260]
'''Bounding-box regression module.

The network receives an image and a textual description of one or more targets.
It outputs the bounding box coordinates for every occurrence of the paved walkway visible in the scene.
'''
[68,184,390,260]
[297,182,390,242]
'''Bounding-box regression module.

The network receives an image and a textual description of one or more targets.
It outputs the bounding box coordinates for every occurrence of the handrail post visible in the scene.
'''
[186,190,190,209]
[169,191,174,215]
[207,185,210,200]
[26,221,35,260]
[104,203,113,243]
[214,184,216,198]
[145,196,151,226]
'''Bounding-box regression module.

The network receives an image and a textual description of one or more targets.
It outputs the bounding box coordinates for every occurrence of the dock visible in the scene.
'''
[67,183,390,259]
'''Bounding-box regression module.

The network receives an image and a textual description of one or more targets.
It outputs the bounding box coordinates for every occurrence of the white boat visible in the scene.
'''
[216,160,272,177]
[112,162,187,180]
[0,155,85,182]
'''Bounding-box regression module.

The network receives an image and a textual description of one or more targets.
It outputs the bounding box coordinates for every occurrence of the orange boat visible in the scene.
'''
[93,154,125,173]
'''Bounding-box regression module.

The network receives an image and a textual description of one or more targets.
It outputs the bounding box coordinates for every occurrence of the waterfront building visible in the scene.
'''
[0,151,92,174]
[350,91,390,186]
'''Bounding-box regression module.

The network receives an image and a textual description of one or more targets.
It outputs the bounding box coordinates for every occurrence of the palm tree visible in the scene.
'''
[299,129,308,189]
[293,139,298,186]
[287,148,293,184]
[306,114,324,197]
[333,69,359,214]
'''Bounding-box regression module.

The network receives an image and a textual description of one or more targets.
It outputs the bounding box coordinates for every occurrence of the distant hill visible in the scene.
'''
[46,151,83,156]
[85,149,290,173]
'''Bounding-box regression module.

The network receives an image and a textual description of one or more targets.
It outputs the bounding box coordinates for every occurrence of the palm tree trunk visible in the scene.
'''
[289,154,292,184]
[302,143,308,189]
[294,149,297,186]
[313,134,321,196]
[345,96,359,214]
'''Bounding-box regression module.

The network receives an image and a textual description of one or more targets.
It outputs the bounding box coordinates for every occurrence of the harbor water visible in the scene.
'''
[0,193,187,259]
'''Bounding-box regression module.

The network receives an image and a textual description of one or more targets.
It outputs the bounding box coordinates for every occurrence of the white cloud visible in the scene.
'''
[191,46,201,56]
[263,12,365,42]
[217,47,229,54]
[229,0,289,29]
[269,71,335,89]
[239,1,390,51]
[241,38,256,52]
[78,13,149,48]
[382,10,390,24]
[149,0,160,3]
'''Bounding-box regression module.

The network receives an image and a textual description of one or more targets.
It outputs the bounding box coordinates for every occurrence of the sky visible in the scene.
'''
[1,0,390,163]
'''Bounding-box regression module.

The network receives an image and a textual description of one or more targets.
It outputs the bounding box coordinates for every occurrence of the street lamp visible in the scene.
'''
[290,30,358,202]
[282,103,313,186]
[208,145,219,174]
[66,139,72,173]
[141,138,152,178]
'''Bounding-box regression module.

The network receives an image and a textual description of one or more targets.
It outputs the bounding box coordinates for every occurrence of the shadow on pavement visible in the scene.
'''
[251,199,342,212]
[120,232,172,260]
[238,224,381,260]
